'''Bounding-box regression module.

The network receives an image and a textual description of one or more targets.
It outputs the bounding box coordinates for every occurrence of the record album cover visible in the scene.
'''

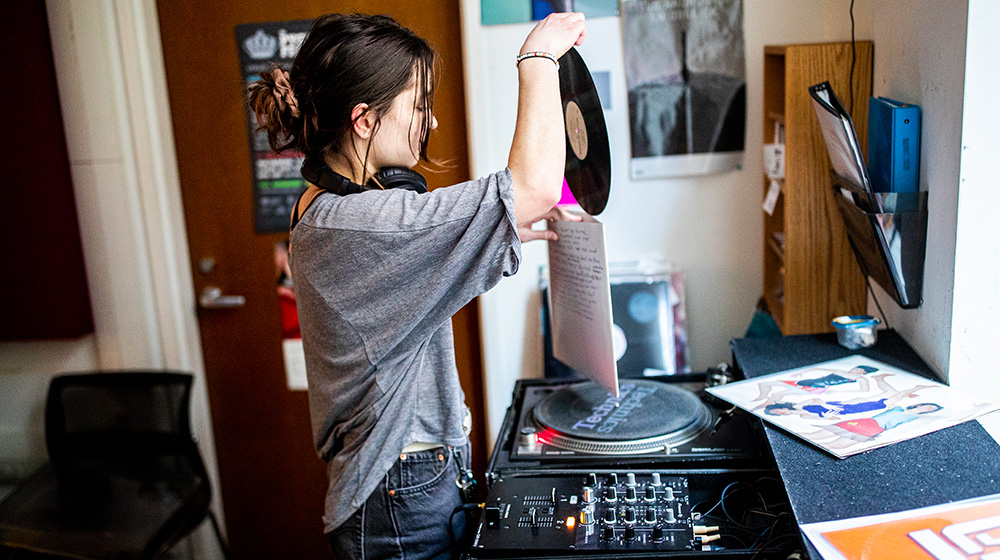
[706,356,999,458]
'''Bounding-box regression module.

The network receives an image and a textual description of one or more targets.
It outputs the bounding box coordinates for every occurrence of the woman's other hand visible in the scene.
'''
[518,206,584,242]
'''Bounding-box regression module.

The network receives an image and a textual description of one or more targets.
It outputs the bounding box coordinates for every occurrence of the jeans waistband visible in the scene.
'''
[401,441,444,453]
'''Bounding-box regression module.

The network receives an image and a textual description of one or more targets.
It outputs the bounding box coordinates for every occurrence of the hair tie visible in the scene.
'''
[271,67,301,118]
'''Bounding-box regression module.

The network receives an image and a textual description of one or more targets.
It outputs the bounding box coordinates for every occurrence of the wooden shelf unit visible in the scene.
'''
[762,42,872,335]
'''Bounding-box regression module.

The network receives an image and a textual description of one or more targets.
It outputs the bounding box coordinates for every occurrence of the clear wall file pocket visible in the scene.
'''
[830,171,927,309]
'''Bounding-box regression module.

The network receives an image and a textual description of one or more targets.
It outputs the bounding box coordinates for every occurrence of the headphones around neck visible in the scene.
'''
[301,158,427,196]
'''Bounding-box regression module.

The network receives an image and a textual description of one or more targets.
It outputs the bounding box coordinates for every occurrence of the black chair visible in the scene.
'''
[0,372,229,559]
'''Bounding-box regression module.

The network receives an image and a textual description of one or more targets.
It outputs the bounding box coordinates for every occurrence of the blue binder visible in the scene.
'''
[868,97,921,193]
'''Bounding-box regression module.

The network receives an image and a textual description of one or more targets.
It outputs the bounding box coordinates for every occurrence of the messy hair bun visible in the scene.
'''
[247,66,300,153]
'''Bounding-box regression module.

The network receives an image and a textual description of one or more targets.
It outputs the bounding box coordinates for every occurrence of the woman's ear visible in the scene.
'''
[351,103,375,139]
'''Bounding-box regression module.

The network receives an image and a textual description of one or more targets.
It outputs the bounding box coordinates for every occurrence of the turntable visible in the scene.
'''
[470,374,798,559]
[487,375,765,474]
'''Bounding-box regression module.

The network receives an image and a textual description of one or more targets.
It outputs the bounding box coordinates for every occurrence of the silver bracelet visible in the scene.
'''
[516,51,559,69]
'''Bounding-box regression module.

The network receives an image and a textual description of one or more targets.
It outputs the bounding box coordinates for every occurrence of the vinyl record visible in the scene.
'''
[558,48,611,216]
[531,380,712,447]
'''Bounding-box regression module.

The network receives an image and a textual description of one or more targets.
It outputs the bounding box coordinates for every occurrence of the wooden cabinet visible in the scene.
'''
[762,42,872,335]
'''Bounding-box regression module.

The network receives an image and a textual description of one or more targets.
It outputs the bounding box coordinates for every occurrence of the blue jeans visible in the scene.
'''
[327,443,470,560]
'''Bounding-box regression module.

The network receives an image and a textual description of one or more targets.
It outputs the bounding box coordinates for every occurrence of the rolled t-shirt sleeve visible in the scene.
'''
[292,168,521,364]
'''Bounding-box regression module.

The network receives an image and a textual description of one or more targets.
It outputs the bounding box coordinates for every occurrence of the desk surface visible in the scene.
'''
[731,330,1000,531]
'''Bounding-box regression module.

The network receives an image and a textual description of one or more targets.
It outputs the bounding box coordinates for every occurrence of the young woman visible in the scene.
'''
[249,11,586,560]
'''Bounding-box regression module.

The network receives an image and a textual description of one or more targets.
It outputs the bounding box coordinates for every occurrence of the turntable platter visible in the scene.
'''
[531,380,713,454]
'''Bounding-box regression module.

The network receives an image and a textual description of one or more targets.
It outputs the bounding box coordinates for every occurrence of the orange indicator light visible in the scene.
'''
[567,516,577,529]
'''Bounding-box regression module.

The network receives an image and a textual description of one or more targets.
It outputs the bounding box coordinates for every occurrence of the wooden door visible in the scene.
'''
[156,2,480,558]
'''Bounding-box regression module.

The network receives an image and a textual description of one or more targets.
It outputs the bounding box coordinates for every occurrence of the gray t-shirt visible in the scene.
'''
[289,168,520,532]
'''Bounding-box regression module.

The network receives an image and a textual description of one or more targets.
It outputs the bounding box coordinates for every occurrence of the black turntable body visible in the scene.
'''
[495,378,761,470]
[465,375,806,559]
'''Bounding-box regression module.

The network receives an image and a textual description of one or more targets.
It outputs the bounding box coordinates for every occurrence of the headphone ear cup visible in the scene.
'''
[369,167,428,193]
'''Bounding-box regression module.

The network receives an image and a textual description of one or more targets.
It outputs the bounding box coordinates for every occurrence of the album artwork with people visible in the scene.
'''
[706,356,999,458]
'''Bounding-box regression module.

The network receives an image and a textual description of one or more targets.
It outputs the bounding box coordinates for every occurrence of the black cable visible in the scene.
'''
[750,512,791,549]
[748,533,801,560]
[865,274,892,330]
[849,0,857,117]
[716,532,751,549]
[699,481,753,520]
[696,479,798,553]
[448,503,482,551]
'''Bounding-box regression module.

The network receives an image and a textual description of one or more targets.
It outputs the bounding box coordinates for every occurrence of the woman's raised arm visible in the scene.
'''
[508,12,587,224]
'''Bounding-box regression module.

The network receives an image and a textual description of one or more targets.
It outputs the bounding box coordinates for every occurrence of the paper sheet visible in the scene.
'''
[547,216,618,396]
[801,493,1000,560]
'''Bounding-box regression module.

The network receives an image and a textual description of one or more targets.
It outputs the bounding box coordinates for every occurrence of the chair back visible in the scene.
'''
[44,372,203,479]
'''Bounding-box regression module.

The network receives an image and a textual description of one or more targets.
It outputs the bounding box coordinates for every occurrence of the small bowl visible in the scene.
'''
[831,315,881,349]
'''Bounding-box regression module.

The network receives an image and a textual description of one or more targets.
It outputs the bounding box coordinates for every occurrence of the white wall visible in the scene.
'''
[464,0,877,441]
[949,0,1000,439]
[864,0,1000,440]
[868,0,969,378]
[0,341,98,484]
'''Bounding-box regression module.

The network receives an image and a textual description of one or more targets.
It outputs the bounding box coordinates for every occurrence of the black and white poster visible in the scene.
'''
[622,0,746,179]
[235,20,311,233]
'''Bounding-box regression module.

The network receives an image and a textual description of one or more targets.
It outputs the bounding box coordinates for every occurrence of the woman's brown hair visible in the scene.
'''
[248,14,436,174]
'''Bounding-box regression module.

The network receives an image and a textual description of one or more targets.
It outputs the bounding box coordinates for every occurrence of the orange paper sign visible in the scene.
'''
[803,495,1000,560]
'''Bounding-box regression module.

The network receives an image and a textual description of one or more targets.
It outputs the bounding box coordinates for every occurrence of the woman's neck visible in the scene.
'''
[323,153,363,184]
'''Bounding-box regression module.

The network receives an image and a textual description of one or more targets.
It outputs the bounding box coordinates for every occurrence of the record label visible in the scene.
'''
[565,100,589,160]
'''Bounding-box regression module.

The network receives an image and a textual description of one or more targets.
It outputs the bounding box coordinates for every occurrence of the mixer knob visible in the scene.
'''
[625,486,637,502]
[587,473,598,487]
[607,473,618,486]
[664,508,676,524]
[604,507,617,524]
[644,486,656,502]
[624,524,636,541]
[652,524,665,542]
[625,473,636,486]
[624,508,637,524]
[664,486,675,501]
[605,487,617,502]
[581,506,595,525]
[601,524,615,541]
[645,508,657,524]
[651,473,662,486]
[582,486,595,503]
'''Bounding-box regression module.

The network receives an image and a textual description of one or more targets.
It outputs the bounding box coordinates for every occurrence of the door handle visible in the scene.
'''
[199,286,246,309]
